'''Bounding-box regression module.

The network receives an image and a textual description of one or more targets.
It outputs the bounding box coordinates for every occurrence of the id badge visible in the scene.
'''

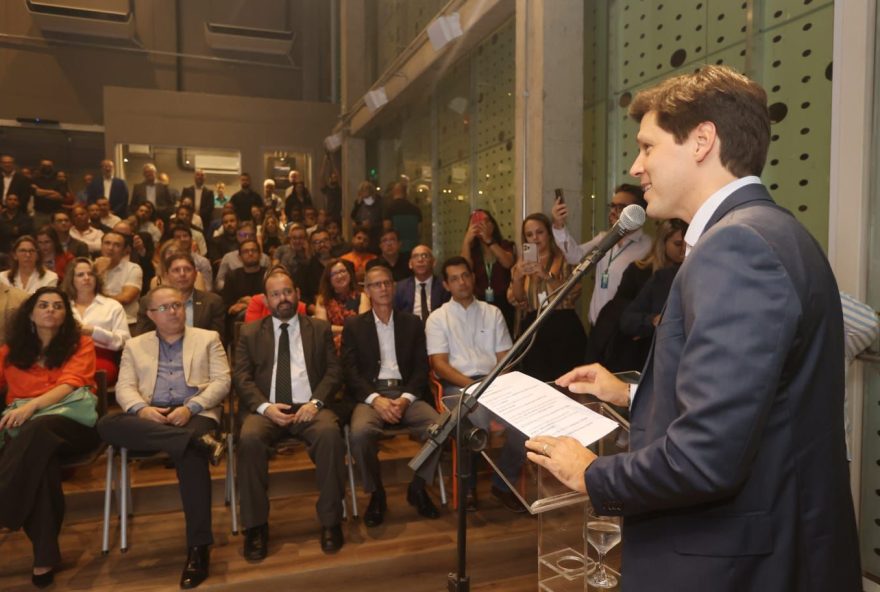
[485,287,495,302]
[600,271,609,289]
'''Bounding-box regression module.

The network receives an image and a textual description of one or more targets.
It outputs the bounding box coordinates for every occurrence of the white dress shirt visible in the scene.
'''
[256,315,313,414]
[102,260,143,324]
[73,294,130,350]
[102,177,113,200]
[69,226,104,254]
[412,276,434,319]
[2,173,12,201]
[364,311,416,404]
[0,269,58,294]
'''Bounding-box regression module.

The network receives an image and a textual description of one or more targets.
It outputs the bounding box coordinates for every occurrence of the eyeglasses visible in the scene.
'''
[15,248,36,254]
[410,252,432,261]
[365,279,393,289]
[147,302,184,313]
[35,301,65,310]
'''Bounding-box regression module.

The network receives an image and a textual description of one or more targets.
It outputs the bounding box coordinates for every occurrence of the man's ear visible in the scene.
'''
[692,121,718,163]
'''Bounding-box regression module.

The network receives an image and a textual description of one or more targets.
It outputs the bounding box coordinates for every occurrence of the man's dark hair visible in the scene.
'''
[614,183,647,209]
[441,256,472,281]
[238,239,261,254]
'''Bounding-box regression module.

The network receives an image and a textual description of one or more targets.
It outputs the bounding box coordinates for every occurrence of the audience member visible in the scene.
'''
[272,222,310,278]
[86,160,128,219]
[130,163,174,220]
[0,193,34,251]
[1,236,59,293]
[350,181,382,251]
[341,227,377,283]
[284,179,313,224]
[0,287,99,588]
[0,281,27,347]
[234,268,346,559]
[383,182,422,252]
[133,202,163,244]
[508,213,586,380]
[222,239,267,324]
[32,160,65,229]
[230,173,262,222]
[96,196,121,228]
[208,211,239,266]
[172,203,208,255]
[375,228,411,281]
[95,231,143,325]
[299,228,334,308]
[314,258,370,354]
[63,257,130,384]
[68,204,103,255]
[215,222,271,291]
[319,156,342,223]
[551,184,651,325]
[171,223,214,289]
[325,219,349,257]
[393,245,449,319]
[35,227,74,279]
[87,202,113,233]
[342,265,441,527]
[98,286,229,589]
[51,211,89,258]
[181,169,214,227]
[461,209,516,331]
[209,183,230,230]
[1,154,33,210]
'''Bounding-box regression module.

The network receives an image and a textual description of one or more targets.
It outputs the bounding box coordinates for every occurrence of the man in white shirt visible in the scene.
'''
[425,256,524,512]
[96,231,143,325]
[96,197,122,228]
[234,268,346,558]
[551,185,651,325]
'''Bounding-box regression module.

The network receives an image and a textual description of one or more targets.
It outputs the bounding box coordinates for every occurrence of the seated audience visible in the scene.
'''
[298,227,334,309]
[215,221,270,291]
[342,264,441,527]
[393,245,449,319]
[0,287,99,588]
[68,204,103,255]
[314,258,370,354]
[94,231,143,325]
[222,240,267,330]
[35,226,74,278]
[0,193,34,251]
[51,211,89,258]
[341,227,377,284]
[96,197,121,229]
[234,267,346,559]
[376,228,411,281]
[207,211,238,267]
[258,211,283,257]
[1,236,59,293]
[350,181,382,252]
[170,223,214,289]
[63,257,130,384]
[87,202,113,233]
[97,286,229,589]
[133,202,163,245]
[272,223,310,278]
[171,202,208,255]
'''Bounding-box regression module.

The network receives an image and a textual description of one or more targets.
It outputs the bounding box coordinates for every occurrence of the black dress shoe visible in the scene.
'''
[407,484,439,519]
[191,433,225,466]
[363,490,387,527]
[243,524,268,562]
[31,568,55,589]
[464,489,478,512]
[180,545,209,589]
[320,524,344,554]
[491,485,526,513]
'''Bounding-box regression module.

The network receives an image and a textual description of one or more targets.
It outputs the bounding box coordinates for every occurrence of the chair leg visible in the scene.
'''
[344,425,358,518]
[227,433,239,535]
[120,447,129,553]
[451,444,459,510]
[102,446,114,554]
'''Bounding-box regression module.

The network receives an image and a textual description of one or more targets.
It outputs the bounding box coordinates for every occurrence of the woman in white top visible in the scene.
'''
[62,257,131,384]
[0,236,59,294]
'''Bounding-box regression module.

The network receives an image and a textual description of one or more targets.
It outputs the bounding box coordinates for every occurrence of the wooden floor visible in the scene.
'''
[0,435,540,591]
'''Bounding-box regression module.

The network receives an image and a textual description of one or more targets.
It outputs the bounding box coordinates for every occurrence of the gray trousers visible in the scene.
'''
[237,409,345,529]
[97,413,217,547]
[349,399,440,493]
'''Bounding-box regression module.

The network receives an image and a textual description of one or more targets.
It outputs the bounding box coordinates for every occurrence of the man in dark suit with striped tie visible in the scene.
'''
[392,245,450,321]
[233,268,346,559]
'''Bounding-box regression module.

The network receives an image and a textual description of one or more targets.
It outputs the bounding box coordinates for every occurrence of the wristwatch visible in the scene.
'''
[309,399,324,410]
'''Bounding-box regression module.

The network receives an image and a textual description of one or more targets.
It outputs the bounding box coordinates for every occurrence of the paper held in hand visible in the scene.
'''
[475,371,619,447]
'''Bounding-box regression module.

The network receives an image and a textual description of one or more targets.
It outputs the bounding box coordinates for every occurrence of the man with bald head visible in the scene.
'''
[393,244,450,320]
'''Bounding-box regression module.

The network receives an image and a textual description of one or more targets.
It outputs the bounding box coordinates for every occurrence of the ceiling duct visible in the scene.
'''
[204,22,294,56]
[26,0,136,40]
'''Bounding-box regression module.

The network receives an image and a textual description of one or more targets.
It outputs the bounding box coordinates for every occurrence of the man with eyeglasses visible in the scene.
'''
[234,268,346,559]
[97,286,230,589]
[393,244,449,320]
[550,184,651,325]
[342,264,442,527]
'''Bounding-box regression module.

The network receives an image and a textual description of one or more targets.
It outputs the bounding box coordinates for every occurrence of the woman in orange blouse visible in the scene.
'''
[0,286,98,588]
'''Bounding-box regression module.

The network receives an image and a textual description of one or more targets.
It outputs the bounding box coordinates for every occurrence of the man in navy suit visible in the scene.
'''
[87,160,129,219]
[527,65,860,591]
[392,244,449,321]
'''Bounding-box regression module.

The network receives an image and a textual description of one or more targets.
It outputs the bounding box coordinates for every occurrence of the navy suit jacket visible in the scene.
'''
[585,184,860,591]
[393,275,450,316]
[86,177,129,218]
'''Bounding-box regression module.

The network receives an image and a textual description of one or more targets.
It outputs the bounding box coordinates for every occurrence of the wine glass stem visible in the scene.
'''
[597,551,608,584]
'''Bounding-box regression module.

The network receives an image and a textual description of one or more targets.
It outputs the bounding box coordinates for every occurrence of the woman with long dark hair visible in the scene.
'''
[313,258,370,354]
[0,287,98,587]
[507,213,587,381]
[35,226,74,278]
[0,235,59,294]
[460,208,516,332]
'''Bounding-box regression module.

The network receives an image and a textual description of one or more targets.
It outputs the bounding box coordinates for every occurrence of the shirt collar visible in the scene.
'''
[683,176,761,256]
[272,314,300,333]
[372,309,394,328]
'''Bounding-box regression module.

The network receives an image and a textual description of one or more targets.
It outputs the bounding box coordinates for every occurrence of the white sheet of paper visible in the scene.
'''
[475,371,619,447]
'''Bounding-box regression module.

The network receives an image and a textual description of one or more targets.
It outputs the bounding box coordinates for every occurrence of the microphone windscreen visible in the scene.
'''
[619,204,646,232]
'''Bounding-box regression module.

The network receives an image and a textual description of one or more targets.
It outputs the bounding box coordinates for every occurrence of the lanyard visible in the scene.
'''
[605,239,634,274]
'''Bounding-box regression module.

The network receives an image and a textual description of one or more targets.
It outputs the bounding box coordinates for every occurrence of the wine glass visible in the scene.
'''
[586,511,621,588]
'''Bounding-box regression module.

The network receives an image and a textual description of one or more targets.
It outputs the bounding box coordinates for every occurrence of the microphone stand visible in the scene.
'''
[410,242,618,592]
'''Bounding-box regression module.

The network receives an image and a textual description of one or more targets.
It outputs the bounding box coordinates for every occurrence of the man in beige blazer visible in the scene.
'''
[97,286,230,590]
[0,283,27,347]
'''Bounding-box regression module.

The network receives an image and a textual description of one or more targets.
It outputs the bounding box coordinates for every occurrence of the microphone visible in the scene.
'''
[584,204,646,262]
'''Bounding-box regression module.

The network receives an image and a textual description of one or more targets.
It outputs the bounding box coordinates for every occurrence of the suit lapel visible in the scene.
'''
[704,183,774,234]
[143,332,160,401]
[364,312,381,377]
[300,315,316,387]
[181,327,194,384]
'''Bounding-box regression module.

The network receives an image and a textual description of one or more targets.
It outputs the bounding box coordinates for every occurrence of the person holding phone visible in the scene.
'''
[460,209,516,332]
[507,213,586,381]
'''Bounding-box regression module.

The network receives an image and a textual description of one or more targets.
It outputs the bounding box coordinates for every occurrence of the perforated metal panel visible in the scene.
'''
[606,0,833,248]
